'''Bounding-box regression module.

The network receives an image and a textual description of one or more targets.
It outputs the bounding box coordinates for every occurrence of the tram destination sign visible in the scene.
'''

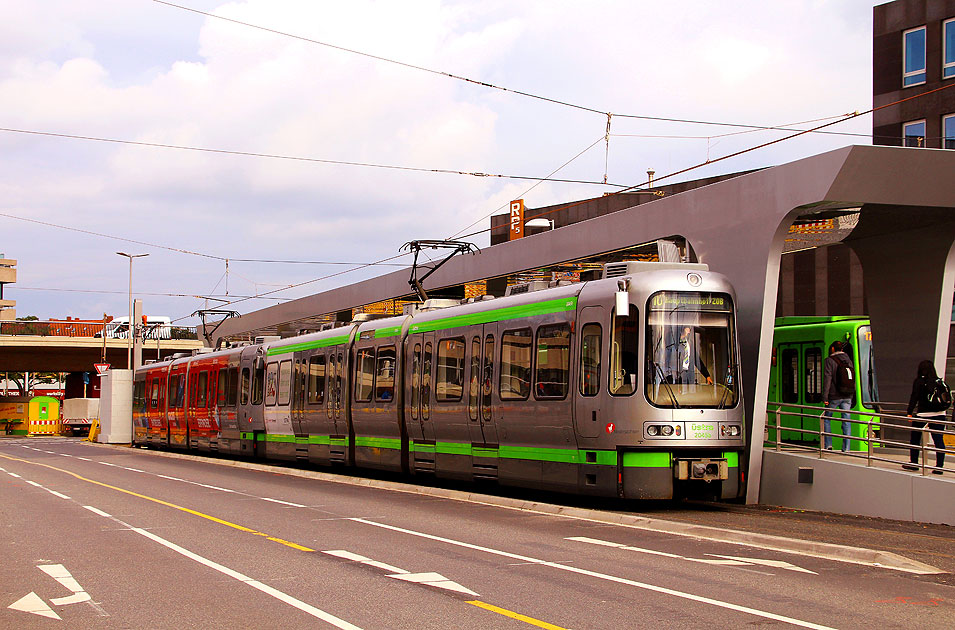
[649,292,732,312]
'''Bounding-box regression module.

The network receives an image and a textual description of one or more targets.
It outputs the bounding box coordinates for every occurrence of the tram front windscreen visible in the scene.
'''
[645,291,739,408]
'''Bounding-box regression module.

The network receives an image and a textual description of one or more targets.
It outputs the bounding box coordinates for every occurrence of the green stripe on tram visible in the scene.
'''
[355,436,402,449]
[374,326,403,339]
[621,452,672,468]
[267,334,351,357]
[408,297,577,334]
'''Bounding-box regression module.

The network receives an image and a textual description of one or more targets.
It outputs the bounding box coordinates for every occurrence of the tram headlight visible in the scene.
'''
[720,424,741,437]
[660,425,674,436]
[647,425,659,437]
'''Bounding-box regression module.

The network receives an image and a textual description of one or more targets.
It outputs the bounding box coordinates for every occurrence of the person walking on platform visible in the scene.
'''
[822,341,854,452]
[903,359,950,474]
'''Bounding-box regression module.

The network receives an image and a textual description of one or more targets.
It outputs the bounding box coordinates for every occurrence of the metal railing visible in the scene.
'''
[766,402,955,476]
[0,320,198,340]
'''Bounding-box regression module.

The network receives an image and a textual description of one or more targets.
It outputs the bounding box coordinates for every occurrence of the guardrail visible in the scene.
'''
[766,401,955,476]
[0,320,198,340]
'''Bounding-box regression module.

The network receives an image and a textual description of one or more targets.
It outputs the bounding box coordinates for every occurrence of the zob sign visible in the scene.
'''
[509,199,525,240]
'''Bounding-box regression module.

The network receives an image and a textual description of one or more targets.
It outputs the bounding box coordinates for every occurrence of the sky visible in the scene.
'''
[0,0,879,326]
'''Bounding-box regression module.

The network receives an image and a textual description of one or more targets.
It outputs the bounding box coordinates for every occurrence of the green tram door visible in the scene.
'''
[770,342,825,444]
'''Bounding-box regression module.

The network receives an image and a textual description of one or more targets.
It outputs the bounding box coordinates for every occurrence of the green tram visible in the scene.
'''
[767,316,879,450]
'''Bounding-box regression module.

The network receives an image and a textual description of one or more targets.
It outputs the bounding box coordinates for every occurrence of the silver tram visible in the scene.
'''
[133,261,745,501]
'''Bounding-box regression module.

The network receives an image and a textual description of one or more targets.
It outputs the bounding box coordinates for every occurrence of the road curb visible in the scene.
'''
[87,442,943,575]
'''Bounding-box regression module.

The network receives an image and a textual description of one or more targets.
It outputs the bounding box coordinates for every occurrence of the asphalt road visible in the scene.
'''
[1,436,953,629]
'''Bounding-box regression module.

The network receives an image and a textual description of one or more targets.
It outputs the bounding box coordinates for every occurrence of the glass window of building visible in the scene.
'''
[944,114,955,150]
[903,120,926,147]
[945,18,955,79]
[903,26,927,87]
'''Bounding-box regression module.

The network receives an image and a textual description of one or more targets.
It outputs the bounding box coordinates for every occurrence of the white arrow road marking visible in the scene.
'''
[386,572,480,596]
[8,592,61,620]
[566,537,816,574]
[322,550,478,596]
[709,555,818,574]
[38,564,92,605]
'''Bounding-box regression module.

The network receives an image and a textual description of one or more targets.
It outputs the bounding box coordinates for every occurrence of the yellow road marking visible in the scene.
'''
[467,601,567,629]
[0,452,316,552]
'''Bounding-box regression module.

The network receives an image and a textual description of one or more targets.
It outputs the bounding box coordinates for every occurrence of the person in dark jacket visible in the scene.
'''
[903,359,948,474]
[822,341,853,452]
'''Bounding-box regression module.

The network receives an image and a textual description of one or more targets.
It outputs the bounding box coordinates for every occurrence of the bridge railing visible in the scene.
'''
[0,320,198,340]
[766,401,955,476]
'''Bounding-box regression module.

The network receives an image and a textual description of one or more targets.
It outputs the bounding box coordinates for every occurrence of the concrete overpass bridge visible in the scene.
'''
[205,145,955,510]
[0,334,203,373]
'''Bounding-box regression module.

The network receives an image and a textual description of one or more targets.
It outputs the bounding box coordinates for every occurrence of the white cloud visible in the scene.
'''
[0,0,879,321]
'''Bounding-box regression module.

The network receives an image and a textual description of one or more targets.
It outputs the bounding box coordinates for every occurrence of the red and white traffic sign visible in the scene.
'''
[93,363,110,376]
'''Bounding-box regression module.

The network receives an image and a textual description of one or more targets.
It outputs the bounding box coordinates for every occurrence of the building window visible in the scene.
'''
[945,114,955,149]
[904,26,927,87]
[903,120,926,147]
[945,18,955,79]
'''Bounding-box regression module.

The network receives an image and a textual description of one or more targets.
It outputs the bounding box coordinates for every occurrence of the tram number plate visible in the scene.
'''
[688,423,716,440]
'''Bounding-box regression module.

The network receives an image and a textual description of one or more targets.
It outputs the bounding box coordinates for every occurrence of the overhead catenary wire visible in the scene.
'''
[152,0,880,139]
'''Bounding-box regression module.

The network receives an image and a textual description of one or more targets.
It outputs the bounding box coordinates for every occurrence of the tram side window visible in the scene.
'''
[482,335,495,420]
[217,369,228,407]
[422,343,433,420]
[197,371,208,408]
[411,344,421,421]
[252,361,265,405]
[610,307,639,396]
[226,368,238,407]
[308,355,326,405]
[436,337,466,402]
[355,348,375,403]
[169,374,185,408]
[150,379,160,409]
[579,324,602,397]
[781,349,799,403]
[535,324,570,399]
[240,368,251,405]
[278,360,292,406]
[375,346,396,402]
[265,362,279,406]
[805,348,822,404]
[500,328,532,400]
[326,354,337,419]
[468,337,481,420]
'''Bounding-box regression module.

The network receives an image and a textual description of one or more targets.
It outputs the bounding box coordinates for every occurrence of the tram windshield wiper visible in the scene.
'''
[652,362,681,408]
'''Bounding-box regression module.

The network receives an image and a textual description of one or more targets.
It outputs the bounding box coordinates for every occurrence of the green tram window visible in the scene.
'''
[375,346,396,403]
[355,348,375,403]
[535,324,570,399]
[436,338,466,402]
[500,328,532,400]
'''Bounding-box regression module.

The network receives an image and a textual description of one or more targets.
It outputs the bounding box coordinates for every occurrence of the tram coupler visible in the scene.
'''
[674,458,728,482]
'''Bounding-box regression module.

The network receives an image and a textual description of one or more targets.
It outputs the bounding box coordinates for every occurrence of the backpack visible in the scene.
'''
[928,378,952,410]
[834,356,854,397]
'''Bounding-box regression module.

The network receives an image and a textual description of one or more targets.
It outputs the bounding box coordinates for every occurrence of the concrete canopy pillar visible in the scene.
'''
[845,205,955,407]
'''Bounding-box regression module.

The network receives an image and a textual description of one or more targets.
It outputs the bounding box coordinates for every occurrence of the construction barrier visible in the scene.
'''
[86,419,100,442]
[0,396,61,435]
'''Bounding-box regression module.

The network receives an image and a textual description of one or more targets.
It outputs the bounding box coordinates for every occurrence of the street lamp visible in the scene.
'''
[116,252,148,369]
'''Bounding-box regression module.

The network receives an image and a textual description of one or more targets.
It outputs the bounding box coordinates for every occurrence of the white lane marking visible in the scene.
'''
[195,483,235,492]
[354,519,835,630]
[262,497,306,507]
[60,454,72,457]
[123,468,145,473]
[568,536,814,573]
[25,480,42,487]
[99,462,118,467]
[47,490,71,500]
[157,475,184,481]
[8,592,60,620]
[7,472,22,478]
[76,457,92,462]
[83,506,112,518]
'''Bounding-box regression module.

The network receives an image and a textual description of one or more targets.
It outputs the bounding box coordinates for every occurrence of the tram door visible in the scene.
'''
[407,334,436,443]
[574,307,604,438]
[774,342,824,442]
[291,357,307,445]
[466,328,497,445]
